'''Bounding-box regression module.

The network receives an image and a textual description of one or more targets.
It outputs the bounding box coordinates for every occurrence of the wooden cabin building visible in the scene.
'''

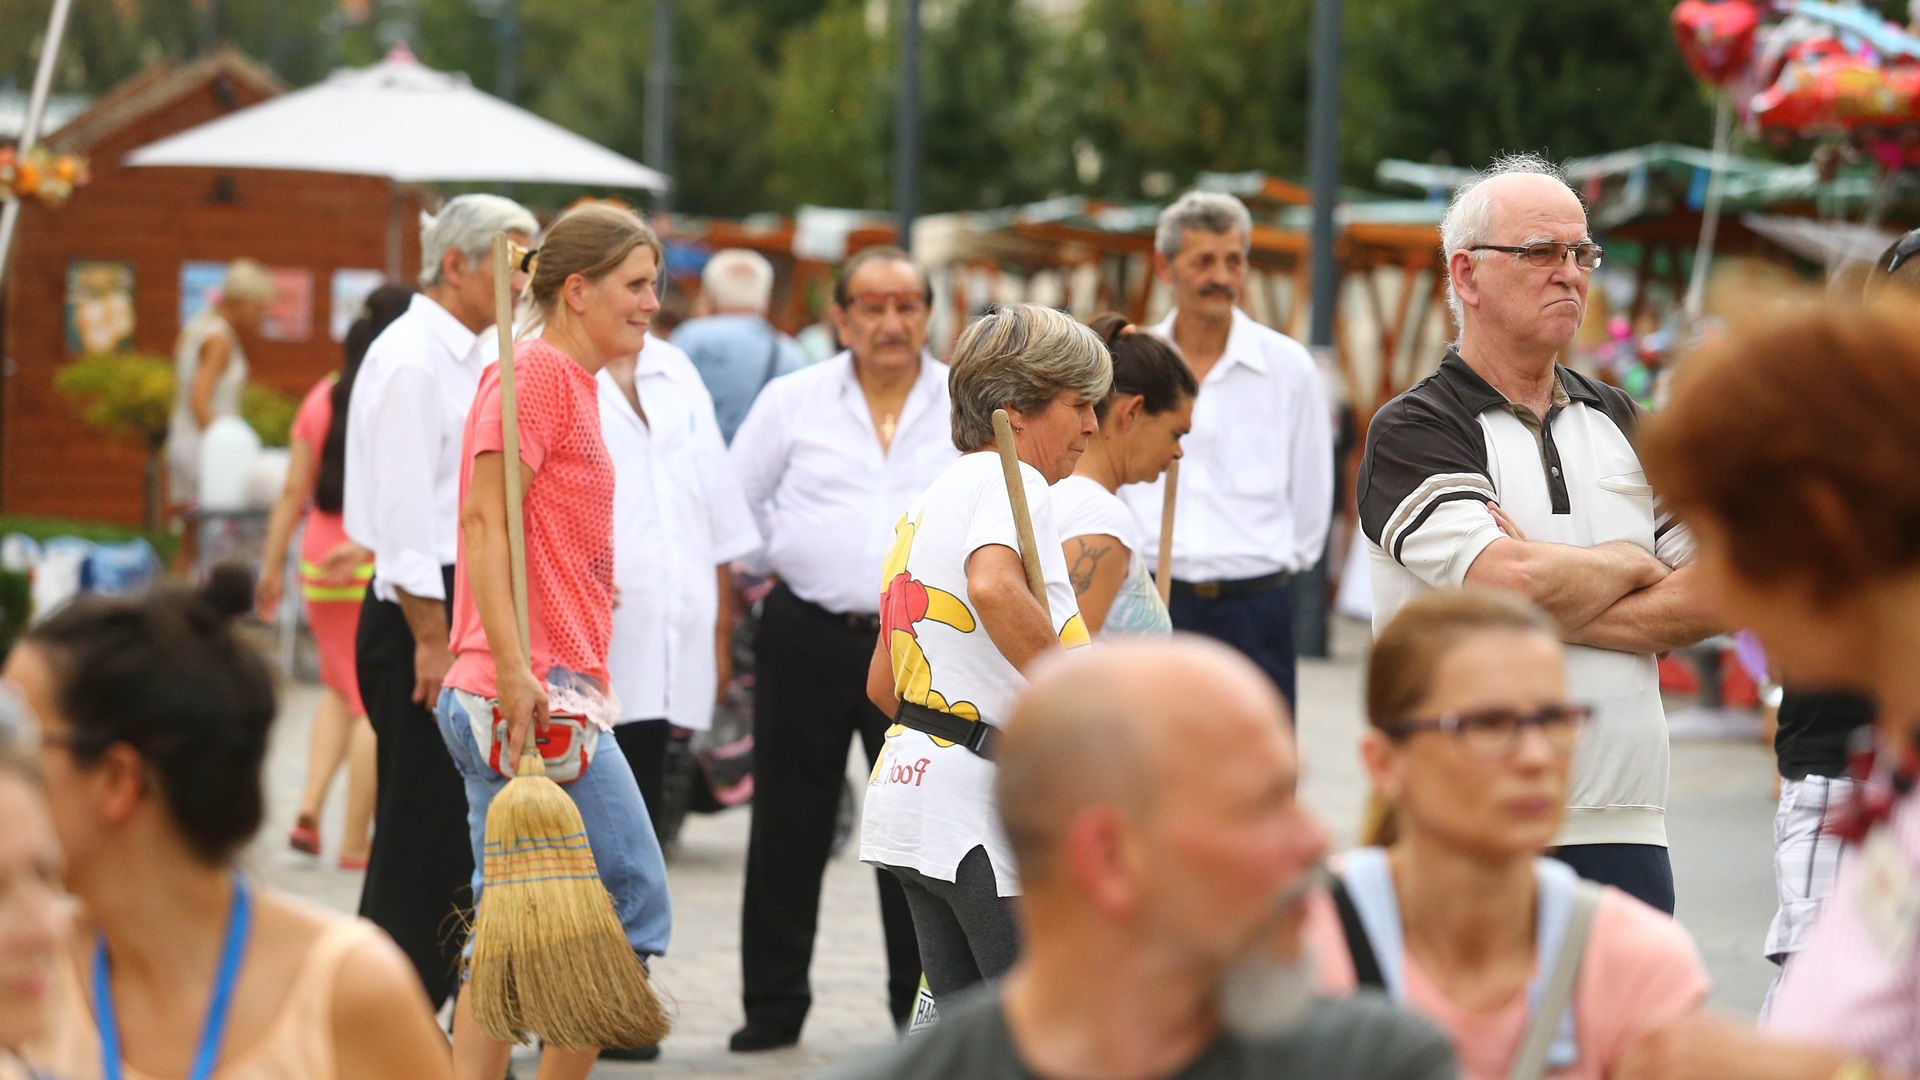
[1,49,429,525]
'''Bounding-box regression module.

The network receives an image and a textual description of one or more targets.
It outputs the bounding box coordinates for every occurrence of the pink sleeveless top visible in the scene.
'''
[26,918,386,1080]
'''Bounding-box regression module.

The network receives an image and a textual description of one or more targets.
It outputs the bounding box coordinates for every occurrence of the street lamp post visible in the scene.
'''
[646,0,674,214]
[1297,0,1342,659]
[892,0,922,252]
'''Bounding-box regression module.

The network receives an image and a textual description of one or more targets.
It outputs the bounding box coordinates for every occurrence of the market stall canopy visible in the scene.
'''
[124,46,667,190]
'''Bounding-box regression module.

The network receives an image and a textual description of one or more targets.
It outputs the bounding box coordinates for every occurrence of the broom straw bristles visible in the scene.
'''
[469,748,671,1048]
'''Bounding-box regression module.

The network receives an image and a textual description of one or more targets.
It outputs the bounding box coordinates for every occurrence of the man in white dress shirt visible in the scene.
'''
[727,246,952,1050]
[1121,192,1334,710]
[600,332,761,837]
[342,193,536,1007]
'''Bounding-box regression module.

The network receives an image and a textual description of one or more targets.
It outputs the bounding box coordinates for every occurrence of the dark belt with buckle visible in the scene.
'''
[1170,570,1296,601]
[894,699,1000,761]
[782,585,882,637]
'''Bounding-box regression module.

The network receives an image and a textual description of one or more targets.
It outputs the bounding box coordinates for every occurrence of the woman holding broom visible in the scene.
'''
[437,201,671,1080]
[861,303,1109,1003]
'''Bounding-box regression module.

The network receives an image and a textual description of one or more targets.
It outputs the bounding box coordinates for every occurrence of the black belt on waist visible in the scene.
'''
[894,699,999,761]
[779,584,882,637]
[1170,570,1296,601]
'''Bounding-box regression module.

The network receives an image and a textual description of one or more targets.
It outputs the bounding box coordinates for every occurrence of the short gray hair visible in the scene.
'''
[1154,191,1252,260]
[702,249,775,313]
[948,303,1113,452]
[420,194,539,287]
[1440,153,1578,327]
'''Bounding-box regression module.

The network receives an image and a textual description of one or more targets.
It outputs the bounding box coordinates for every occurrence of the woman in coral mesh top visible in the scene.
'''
[435,203,671,1080]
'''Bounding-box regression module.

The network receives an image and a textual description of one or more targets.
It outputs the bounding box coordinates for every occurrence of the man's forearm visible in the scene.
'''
[1466,538,1665,628]
[395,588,450,650]
[1565,565,1722,654]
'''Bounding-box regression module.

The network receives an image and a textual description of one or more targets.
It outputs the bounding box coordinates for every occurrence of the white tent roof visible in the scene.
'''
[125,47,667,191]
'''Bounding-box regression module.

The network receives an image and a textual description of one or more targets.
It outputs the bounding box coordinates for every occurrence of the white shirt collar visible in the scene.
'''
[829,348,944,399]
[410,292,483,360]
[1150,306,1268,376]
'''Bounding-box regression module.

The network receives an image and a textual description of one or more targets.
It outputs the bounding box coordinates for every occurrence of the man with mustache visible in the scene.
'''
[1357,154,1720,913]
[833,637,1457,1080]
[1122,192,1334,712]
[728,245,953,1050]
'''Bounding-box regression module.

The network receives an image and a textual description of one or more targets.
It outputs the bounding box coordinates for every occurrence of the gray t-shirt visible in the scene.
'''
[829,986,1457,1080]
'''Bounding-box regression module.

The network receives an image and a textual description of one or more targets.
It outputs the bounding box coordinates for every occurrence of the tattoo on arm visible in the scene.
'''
[1066,538,1112,596]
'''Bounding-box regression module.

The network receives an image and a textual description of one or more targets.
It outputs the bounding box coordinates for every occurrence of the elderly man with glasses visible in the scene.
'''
[1356,154,1722,914]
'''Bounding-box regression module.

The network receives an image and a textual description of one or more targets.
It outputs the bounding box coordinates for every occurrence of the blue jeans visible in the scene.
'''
[1169,579,1297,712]
[435,688,672,957]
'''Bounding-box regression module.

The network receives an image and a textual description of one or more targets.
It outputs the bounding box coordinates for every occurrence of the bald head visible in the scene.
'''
[995,636,1292,888]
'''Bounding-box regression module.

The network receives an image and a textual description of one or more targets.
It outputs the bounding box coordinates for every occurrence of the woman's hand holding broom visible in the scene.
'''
[459,448,550,771]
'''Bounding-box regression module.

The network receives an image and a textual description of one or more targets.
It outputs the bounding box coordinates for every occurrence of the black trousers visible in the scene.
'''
[1169,578,1298,712]
[355,567,472,1010]
[614,718,672,840]
[741,584,921,1031]
[1550,842,1676,914]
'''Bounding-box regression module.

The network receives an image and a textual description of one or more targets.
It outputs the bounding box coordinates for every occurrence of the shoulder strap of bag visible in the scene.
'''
[1329,876,1387,991]
[1506,880,1604,1080]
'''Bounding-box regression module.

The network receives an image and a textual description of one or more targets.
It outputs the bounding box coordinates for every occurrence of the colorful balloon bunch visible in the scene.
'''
[0,145,89,206]
[1674,0,1920,169]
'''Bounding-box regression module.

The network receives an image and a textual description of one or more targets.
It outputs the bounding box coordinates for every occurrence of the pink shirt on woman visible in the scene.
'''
[1305,884,1709,1080]
[445,339,616,703]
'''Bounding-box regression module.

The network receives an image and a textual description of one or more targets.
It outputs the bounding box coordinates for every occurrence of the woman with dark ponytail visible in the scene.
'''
[8,571,451,1080]
[257,285,413,868]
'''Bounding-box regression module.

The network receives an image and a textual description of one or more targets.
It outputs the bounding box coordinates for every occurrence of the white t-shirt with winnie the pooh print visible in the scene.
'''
[858,451,1088,896]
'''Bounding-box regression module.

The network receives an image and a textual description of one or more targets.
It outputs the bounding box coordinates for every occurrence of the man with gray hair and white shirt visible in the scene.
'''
[675,248,808,442]
[1356,154,1721,912]
[343,192,537,1006]
[1121,191,1334,711]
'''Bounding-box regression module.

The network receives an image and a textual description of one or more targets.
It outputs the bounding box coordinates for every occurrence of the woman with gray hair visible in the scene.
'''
[165,258,272,508]
[861,302,1110,1004]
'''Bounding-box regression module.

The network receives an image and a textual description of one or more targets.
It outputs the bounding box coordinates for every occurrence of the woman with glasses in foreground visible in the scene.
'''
[1312,588,1708,1080]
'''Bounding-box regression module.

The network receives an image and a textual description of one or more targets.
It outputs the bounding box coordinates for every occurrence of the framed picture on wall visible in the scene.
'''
[65,261,135,354]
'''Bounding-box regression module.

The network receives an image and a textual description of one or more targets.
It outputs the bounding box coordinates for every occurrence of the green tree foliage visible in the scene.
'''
[1343,0,1716,171]
[4,0,1763,213]
[1062,0,1312,197]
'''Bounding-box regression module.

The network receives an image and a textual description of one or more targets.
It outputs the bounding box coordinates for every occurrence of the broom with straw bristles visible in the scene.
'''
[466,232,670,1050]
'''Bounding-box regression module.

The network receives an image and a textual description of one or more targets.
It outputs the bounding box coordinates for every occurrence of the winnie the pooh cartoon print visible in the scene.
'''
[875,512,1087,755]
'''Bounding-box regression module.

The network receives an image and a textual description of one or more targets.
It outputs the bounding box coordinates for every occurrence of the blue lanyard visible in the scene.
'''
[92,875,252,1080]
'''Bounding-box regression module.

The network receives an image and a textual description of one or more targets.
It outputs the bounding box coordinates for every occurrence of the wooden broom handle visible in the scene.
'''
[991,409,1050,621]
[492,233,532,660]
[1156,458,1178,606]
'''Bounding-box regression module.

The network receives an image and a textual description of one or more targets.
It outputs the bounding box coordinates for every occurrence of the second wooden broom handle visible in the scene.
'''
[990,409,1050,621]
[492,233,532,659]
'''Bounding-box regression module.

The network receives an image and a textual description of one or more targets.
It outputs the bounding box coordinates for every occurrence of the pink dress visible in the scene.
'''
[291,377,371,715]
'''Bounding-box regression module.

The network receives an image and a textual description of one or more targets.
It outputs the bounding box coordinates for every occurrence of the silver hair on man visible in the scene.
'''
[947,303,1113,453]
[1154,191,1253,261]
[1439,152,1580,328]
[703,249,776,314]
[419,193,540,288]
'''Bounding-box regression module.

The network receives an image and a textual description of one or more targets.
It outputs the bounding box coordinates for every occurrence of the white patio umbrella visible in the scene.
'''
[125,46,667,274]
[128,46,667,189]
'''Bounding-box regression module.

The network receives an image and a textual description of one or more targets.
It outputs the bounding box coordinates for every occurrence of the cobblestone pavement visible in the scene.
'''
[250,620,1779,1077]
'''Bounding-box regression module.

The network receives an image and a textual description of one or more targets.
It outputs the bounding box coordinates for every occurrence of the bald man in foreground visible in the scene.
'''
[833,638,1456,1080]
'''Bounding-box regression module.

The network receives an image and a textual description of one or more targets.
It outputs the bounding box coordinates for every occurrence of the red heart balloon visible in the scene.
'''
[1672,0,1761,87]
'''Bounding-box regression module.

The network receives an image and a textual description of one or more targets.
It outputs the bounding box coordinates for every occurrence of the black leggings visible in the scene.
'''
[885,846,1020,1002]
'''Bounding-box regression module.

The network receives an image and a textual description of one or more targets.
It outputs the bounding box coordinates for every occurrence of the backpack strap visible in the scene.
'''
[1508,876,1604,1080]
[1328,875,1387,991]
[758,329,785,393]
[1333,847,1408,1000]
